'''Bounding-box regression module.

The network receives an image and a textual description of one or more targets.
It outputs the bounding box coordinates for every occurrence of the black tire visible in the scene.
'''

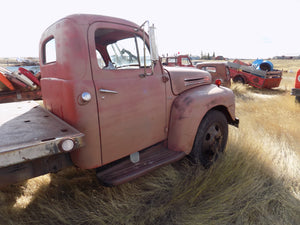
[189,110,228,168]
[296,96,300,103]
[233,76,245,84]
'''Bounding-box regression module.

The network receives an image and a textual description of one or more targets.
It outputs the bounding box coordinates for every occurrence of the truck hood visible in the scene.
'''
[164,66,212,95]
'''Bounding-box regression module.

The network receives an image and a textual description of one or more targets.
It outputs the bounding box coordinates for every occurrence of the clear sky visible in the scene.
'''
[1,0,299,59]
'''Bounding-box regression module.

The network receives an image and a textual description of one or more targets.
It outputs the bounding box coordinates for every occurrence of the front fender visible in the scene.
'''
[167,85,236,154]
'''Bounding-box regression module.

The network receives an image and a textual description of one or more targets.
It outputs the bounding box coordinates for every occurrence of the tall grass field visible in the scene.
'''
[0,59,299,225]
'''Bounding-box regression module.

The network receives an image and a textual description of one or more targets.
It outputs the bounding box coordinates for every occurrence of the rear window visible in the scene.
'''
[43,38,56,64]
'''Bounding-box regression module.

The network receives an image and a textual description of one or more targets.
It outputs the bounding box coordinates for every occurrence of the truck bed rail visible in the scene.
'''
[0,101,84,168]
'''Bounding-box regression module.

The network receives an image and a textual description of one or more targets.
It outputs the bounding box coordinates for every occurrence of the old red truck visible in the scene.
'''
[161,55,231,87]
[291,69,300,103]
[161,54,194,67]
[196,62,231,88]
[0,14,238,187]
[228,59,282,89]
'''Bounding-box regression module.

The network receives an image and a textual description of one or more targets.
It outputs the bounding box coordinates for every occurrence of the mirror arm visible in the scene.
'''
[138,21,159,78]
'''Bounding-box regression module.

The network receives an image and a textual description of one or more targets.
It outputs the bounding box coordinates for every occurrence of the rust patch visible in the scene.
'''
[183,96,193,106]
[253,77,259,83]
[174,96,194,120]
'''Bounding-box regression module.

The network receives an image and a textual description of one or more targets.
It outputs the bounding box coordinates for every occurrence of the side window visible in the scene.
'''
[43,38,56,64]
[181,57,192,66]
[107,37,139,68]
[202,66,216,73]
[94,28,151,70]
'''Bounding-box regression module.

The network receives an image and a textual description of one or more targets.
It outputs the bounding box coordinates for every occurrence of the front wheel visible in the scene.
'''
[189,110,228,168]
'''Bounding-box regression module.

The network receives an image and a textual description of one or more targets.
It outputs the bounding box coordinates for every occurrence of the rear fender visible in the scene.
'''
[167,85,236,154]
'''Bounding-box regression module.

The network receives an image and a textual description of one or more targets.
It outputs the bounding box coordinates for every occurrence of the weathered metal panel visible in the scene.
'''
[0,101,84,168]
[167,85,236,154]
[164,66,212,95]
[40,16,101,169]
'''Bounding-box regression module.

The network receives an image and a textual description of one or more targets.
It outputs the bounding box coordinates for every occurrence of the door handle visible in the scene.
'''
[99,88,118,94]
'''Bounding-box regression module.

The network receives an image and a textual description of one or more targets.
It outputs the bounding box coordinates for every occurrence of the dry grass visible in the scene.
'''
[0,60,300,225]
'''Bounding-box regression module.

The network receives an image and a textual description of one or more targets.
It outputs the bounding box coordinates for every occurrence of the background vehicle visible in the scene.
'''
[0,14,238,187]
[228,59,282,89]
[0,66,41,103]
[161,54,194,67]
[161,55,230,87]
[196,62,231,88]
[291,69,300,103]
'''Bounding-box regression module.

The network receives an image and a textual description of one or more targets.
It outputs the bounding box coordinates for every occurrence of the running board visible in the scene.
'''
[96,144,186,186]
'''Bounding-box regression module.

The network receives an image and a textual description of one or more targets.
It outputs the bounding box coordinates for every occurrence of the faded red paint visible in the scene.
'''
[196,62,231,88]
[39,14,237,170]
[162,55,194,67]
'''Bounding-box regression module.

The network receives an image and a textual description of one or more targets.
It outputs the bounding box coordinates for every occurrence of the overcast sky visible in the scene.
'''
[1,0,299,59]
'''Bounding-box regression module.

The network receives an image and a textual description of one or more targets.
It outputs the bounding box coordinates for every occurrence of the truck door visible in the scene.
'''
[88,22,166,165]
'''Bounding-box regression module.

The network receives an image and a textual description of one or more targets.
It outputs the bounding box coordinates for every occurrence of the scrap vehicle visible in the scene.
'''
[161,54,194,67]
[162,55,230,87]
[228,59,282,89]
[0,66,42,103]
[0,14,239,187]
[291,68,300,103]
[196,62,231,88]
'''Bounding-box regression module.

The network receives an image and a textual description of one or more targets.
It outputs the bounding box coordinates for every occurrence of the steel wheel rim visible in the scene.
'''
[202,122,223,162]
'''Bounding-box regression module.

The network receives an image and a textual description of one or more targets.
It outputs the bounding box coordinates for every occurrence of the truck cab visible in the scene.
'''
[291,69,300,103]
[37,14,239,186]
[161,55,194,67]
[196,62,231,88]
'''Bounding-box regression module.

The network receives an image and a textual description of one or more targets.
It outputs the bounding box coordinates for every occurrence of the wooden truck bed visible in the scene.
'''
[0,89,42,103]
[0,101,84,168]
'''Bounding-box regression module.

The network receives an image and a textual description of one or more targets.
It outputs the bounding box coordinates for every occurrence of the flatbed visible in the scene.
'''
[0,101,84,168]
[0,89,42,103]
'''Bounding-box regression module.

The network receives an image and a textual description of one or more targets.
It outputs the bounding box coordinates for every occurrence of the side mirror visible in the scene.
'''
[148,25,159,62]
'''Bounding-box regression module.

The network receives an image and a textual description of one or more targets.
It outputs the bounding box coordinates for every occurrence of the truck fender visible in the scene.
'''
[167,85,236,154]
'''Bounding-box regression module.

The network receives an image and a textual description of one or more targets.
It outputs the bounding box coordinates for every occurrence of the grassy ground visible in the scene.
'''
[0,60,299,225]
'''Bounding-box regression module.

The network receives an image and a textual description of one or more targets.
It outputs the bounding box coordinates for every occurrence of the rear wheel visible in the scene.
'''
[189,110,228,168]
[233,76,245,84]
